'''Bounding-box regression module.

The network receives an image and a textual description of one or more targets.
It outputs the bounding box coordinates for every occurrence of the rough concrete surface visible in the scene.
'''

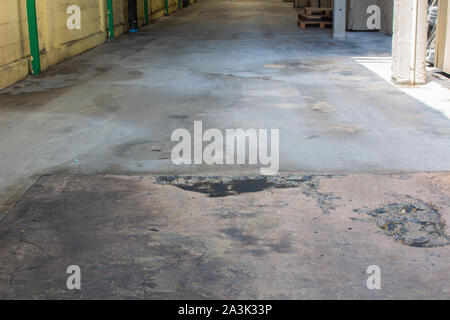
[0,0,449,299]
[0,173,449,299]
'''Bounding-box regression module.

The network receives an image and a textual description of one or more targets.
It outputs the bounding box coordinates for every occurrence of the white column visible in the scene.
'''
[391,0,428,85]
[333,0,346,40]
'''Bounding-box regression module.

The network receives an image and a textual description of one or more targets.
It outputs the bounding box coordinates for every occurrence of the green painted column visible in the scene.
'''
[26,0,41,75]
[144,0,149,24]
[107,0,115,39]
[178,0,182,9]
[165,0,168,15]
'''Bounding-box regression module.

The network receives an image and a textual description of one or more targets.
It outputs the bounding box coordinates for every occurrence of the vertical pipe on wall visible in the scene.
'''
[26,0,41,74]
[165,0,169,15]
[144,0,149,24]
[107,0,115,39]
[178,0,182,9]
[410,0,419,85]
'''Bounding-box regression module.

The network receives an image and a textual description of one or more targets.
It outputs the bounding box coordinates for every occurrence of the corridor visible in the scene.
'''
[0,0,449,299]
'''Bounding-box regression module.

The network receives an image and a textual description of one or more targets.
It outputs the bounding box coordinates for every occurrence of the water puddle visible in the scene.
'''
[157,175,318,197]
[176,178,281,197]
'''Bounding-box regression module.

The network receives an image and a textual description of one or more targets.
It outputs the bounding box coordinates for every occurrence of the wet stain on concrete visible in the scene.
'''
[213,208,259,219]
[115,139,171,160]
[246,249,268,257]
[127,70,144,79]
[169,114,190,120]
[310,101,335,113]
[285,61,312,69]
[95,66,110,74]
[325,124,361,137]
[220,226,293,255]
[93,93,121,113]
[175,178,284,197]
[158,175,330,198]
[157,175,339,214]
[116,139,154,155]
[358,195,450,247]
[221,227,259,245]
[54,125,75,134]
[269,235,293,253]
[264,64,286,70]
[1,60,108,99]
[44,61,93,76]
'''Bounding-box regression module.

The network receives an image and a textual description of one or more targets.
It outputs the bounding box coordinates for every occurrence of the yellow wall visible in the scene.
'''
[0,0,35,90]
[0,0,188,90]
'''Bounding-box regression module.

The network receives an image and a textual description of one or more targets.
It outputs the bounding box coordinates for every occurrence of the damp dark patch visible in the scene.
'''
[44,60,92,76]
[269,236,292,253]
[213,208,258,219]
[115,139,152,156]
[127,70,144,79]
[176,178,279,197]
[246,249,268,257]
[93,93,120,113]
[156,174,339,214]
[169,114,190,120]
[115,139,171,160]
[96,66,110,74]
[359,195,450,248]
[220,227,259,245]
[157,176,178,184]
[286,61,309,68]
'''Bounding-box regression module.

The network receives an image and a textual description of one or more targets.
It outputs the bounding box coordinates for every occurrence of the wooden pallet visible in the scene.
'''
[297,18,332,29]
[298,12,329,21]
[304,7,333,16]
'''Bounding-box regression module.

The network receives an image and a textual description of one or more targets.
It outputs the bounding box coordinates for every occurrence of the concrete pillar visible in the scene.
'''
[333,0,346,40]
[391,0,428,85]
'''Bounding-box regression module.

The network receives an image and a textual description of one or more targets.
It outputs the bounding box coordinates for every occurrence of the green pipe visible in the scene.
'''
[178,0,182,9]
[107,0,115,39]
[26,0,41,75]
[144,0,149,24]
[165,0,168,15]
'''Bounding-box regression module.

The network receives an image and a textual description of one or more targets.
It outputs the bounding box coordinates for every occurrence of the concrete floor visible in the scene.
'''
[1,173,449,299]
[0,0,449,299]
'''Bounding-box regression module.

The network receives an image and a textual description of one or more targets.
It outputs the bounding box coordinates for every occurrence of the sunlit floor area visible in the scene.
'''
[354,56,450,119]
